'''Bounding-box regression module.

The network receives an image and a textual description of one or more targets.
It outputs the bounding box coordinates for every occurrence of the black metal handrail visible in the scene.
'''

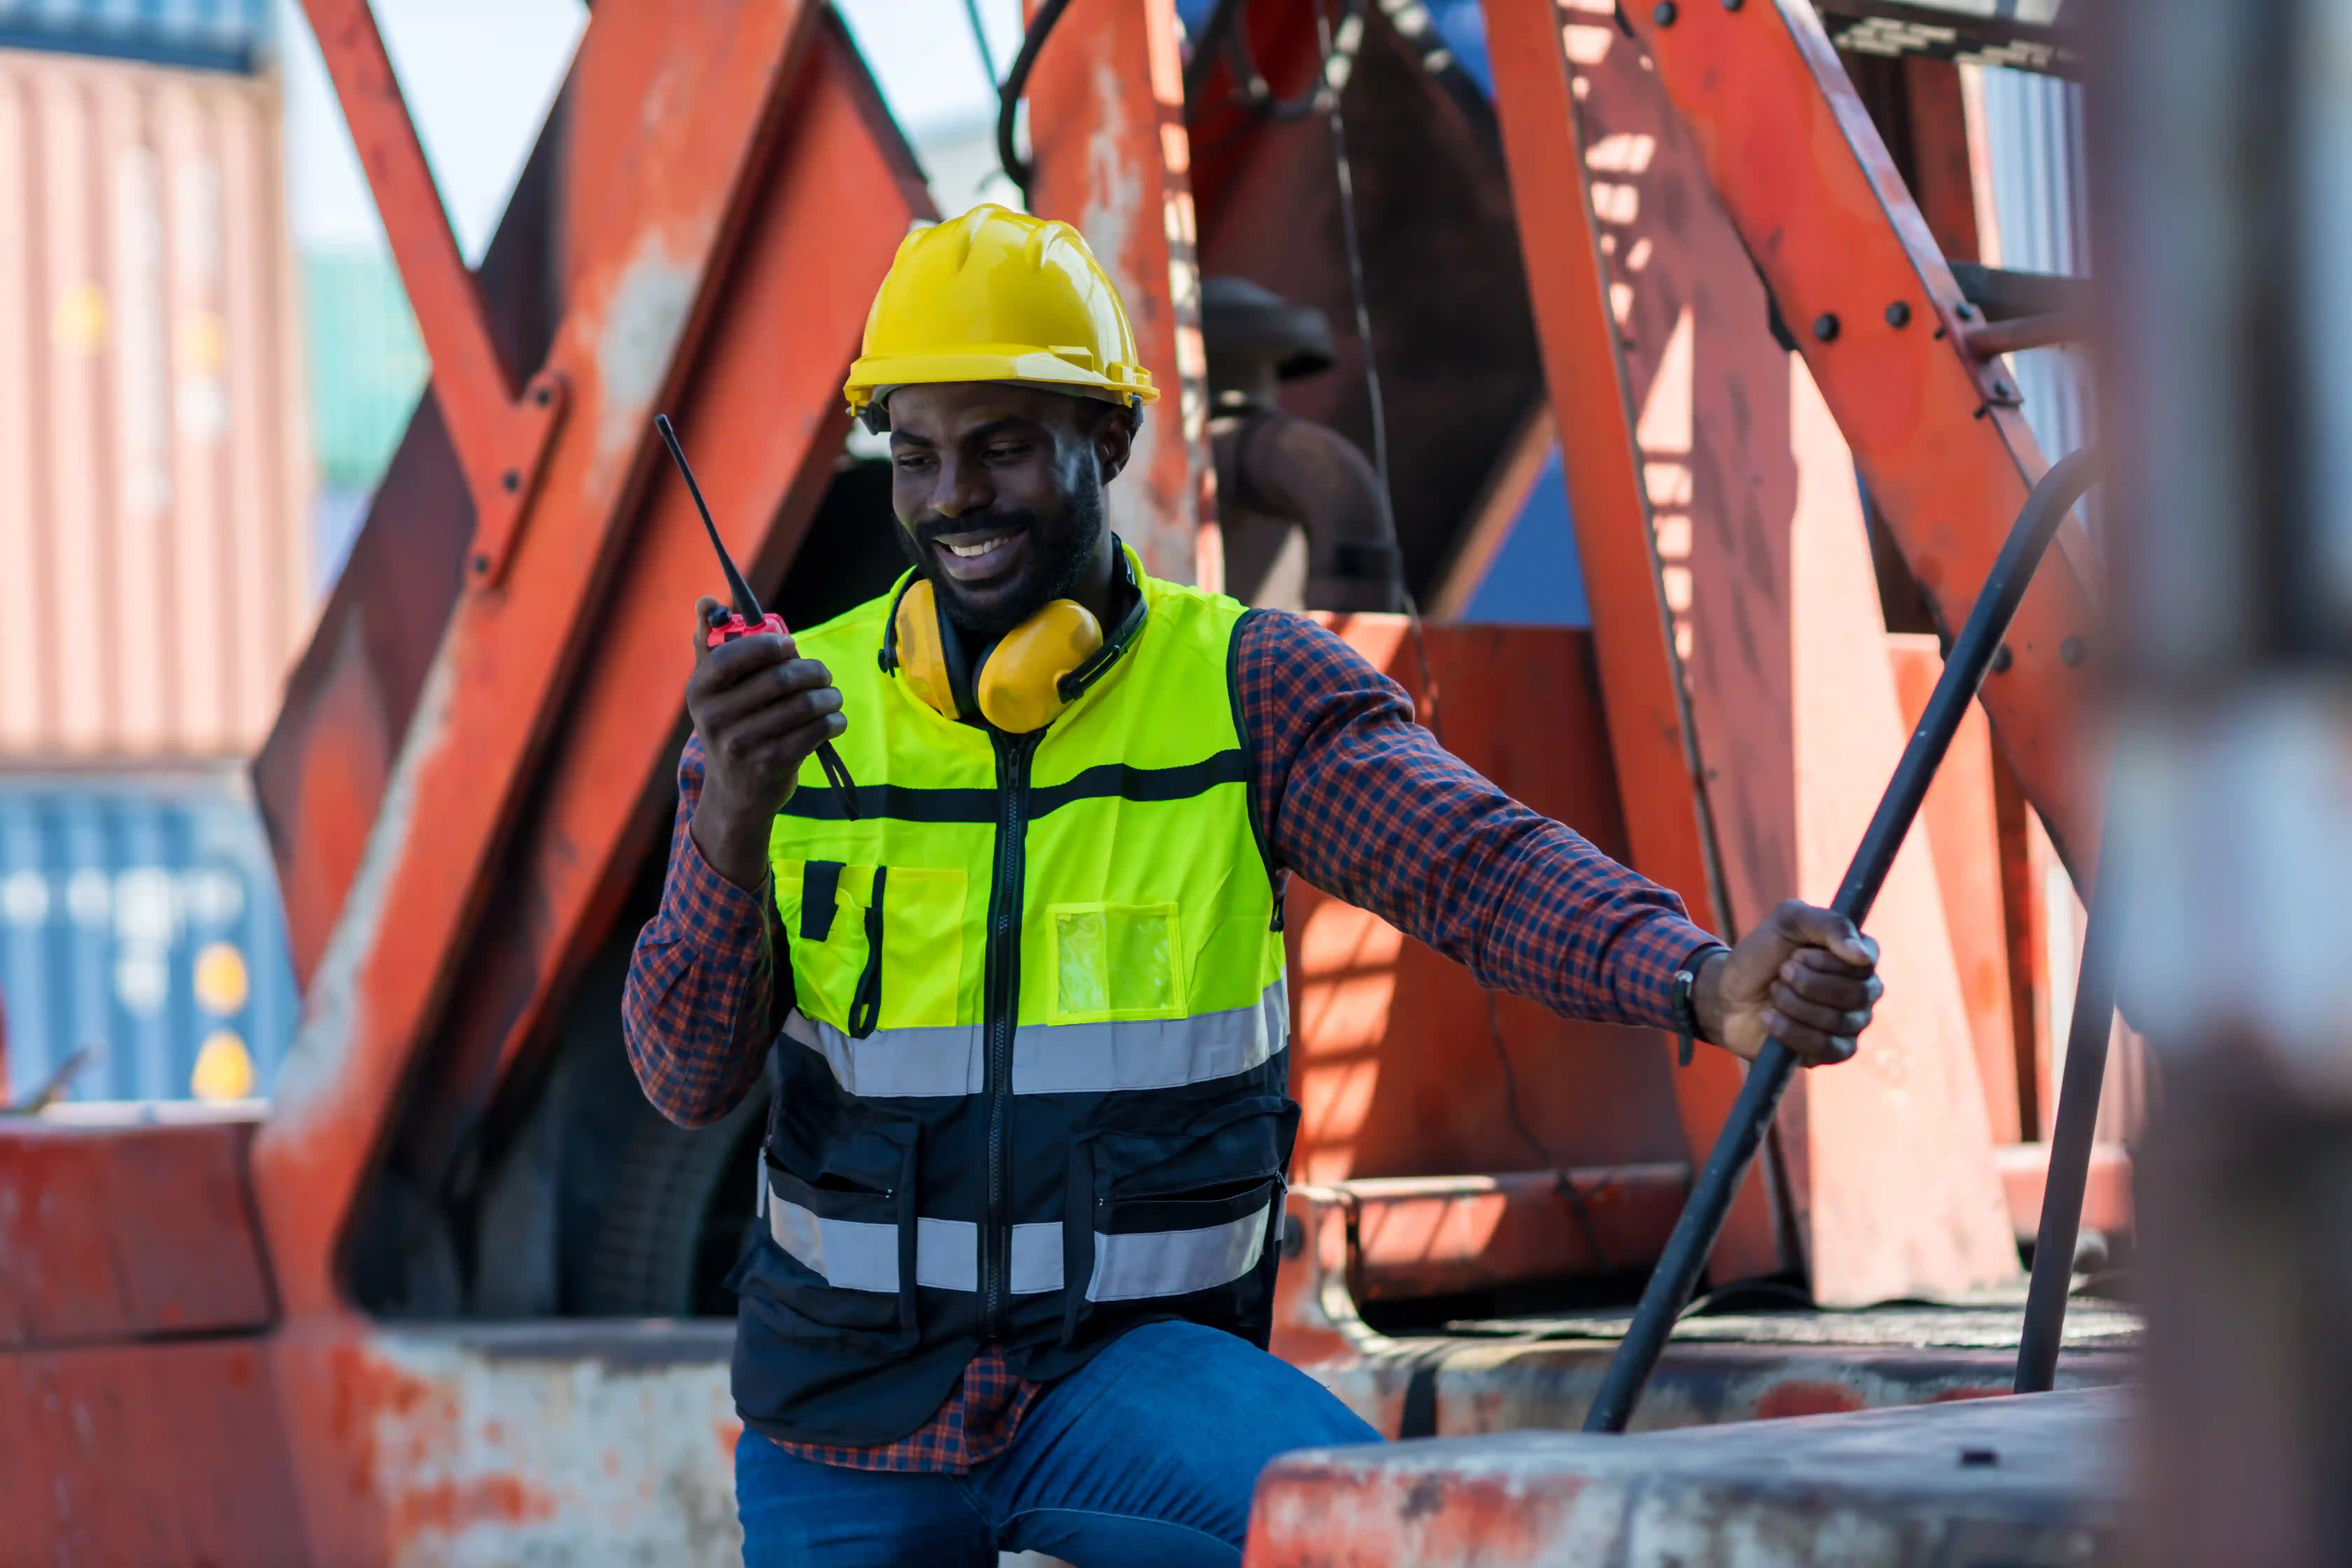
[1583,446,2104,1434]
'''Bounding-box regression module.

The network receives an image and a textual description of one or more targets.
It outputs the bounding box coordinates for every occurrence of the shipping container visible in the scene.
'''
[0,46,314,761]
[0,0,270,76]
[0,767,297,1104]
[302,247,425,493]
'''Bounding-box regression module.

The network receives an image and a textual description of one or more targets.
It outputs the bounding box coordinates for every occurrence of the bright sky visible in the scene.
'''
[278,0,1027,258]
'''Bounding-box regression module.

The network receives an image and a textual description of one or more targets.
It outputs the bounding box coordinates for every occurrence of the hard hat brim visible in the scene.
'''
[844,347,1159,414]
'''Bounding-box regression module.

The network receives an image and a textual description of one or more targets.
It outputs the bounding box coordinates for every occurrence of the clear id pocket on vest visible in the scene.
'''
[778,860,968,1037]
[1048,902,1186,1023]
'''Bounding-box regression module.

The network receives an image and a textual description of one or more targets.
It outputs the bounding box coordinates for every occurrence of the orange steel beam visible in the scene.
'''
[300,0,564,582]
[1617,0,2102,879]
[394,34,933,1190]
[253,0,824,1318]
[1023,0,1218,585]
[1483,0,1785,1283]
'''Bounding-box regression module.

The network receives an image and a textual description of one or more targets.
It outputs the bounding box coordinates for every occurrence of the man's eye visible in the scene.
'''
[895,454,933,472]
[986,444,1027,462]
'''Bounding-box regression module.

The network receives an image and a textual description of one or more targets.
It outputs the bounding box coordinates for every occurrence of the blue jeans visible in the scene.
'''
[735,1321,1382,1566]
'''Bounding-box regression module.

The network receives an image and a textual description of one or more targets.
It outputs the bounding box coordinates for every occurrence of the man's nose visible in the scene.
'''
[933,454,991,520]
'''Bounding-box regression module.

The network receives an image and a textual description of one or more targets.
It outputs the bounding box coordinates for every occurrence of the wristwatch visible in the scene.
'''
[1672,945,1730,1067]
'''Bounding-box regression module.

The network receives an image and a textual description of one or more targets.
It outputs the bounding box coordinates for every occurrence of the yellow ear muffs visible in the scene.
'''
[977,600,1104,733]
[892,578,962,720]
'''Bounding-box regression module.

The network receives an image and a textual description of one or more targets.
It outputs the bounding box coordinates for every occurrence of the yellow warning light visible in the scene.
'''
[191,1031,254,1102]
[193,941,250,1016]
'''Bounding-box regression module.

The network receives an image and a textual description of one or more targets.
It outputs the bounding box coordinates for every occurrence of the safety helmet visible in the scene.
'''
[844,204,1158,423]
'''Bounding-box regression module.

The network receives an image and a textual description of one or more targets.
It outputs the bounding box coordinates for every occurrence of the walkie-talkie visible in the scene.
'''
[656,414,859,818]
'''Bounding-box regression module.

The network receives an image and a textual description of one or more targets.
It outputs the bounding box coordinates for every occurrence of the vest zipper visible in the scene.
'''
[980,728,1039,1339]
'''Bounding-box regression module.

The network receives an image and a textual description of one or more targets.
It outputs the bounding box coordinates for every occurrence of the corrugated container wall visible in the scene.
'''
[0,0,271,75]
[0,46,313,760]
[1974,64,2093,468]
[0,770,298,1104]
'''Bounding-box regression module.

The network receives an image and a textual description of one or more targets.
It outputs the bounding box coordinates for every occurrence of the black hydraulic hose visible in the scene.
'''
[1582,446,2104,1435]
[2014,850,2127,1393]
[996,0,1075,199]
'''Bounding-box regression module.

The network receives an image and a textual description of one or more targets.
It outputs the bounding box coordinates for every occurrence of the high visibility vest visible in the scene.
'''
[728,549,1294,1447]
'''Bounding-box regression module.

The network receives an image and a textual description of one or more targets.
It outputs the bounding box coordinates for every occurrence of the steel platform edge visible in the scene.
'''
[1243,1386,2130,1567]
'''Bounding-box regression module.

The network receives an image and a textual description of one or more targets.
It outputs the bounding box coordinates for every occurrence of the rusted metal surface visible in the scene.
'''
[1309,1164,1690,1304]
[253,0,826,1318]
[1494,0,2019,1307]
[1,1336,307,1563]
[1023,0,1211,584]
[1888,633,2024,1142]
[1482,0,1783,1287]
[381,22,931,1218]
[1244,1387,2129,1566]
[1189,4,1548,607]
[0,1108,272,1347]
[299,0,564,585]
[1283,618,1692,1191]
[1994,1139,2130,1244]
[1615,0,2102,883]
[250,82,568,989]
[0,48,312,759]
[280,1322,741,1567]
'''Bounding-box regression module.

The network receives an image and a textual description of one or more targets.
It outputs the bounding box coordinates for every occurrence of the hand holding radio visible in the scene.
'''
[686,596,845,892]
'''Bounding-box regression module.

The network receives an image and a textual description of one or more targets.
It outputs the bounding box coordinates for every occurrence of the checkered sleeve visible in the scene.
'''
[1238,611,1721,1030]
[621,737,784,1128]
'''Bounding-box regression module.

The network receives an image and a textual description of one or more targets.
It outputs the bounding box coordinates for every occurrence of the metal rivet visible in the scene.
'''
[532,384,553,408]
[1654,0,1677,23]
[2060,636,2087,667]
[1812,313,1840,343]
[1990,644,2013,674]
[1885,301,1912,328]
[1960,1448,2000,1468]
[471,553,491,575]
[501,469,521,493]
[1955,300,1977,321]
[1722,0,1742,9]
[1991,378,2014,400]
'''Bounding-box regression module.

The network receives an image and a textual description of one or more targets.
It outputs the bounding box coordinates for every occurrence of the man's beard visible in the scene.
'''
[901,479,1106,638]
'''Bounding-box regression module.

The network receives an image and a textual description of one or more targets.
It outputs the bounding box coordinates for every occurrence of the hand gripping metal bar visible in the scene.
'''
[1584,446,2103,1434]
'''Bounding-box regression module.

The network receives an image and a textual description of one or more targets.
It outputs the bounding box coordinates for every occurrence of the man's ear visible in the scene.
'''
[1093,404,1136,484]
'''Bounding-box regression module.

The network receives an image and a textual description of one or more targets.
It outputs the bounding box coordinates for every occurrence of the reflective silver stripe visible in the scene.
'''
[784,1009,983,1098]
[915,1218,978,1291]
[769,1201,982,1293]
[769,1200,901,1294]
[1009,1222,1065,1295]
[1086,1201,1270,1303]
[787,980,1288,1099]
[770,1200,1268,1303]
[1013,980,1289,1095]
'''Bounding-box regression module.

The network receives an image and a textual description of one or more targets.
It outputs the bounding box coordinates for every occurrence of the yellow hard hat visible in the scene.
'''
[844,204,1158,420]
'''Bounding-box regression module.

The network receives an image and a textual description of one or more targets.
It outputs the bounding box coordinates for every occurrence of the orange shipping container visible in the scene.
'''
[0,47,312,760]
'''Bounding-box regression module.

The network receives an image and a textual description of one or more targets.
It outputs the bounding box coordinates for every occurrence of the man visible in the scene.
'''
[624,205,1883,1567]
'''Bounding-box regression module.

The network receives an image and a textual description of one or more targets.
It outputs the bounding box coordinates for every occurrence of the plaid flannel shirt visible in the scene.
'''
[623,609,1719,1473]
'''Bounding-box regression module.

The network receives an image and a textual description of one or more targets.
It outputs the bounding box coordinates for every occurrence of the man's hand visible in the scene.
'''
[1692,900,1883,1066]
[686,597,846,892]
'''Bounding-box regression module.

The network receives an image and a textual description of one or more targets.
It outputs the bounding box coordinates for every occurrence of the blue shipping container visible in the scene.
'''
[0,770,298,1104]
[0,0,271,75]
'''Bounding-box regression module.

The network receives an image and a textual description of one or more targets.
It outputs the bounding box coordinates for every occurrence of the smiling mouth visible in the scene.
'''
[931,525,1028,582]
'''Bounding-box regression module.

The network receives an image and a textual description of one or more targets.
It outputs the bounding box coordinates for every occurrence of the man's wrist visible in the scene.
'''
[690,786,775,894]
[1686,946,1732,1048]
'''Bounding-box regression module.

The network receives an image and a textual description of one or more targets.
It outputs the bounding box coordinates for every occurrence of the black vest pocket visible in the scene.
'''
[1060,1095,1300,1346]
[741,1116,921,1345]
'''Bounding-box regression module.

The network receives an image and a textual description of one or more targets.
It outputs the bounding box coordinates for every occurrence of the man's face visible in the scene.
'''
[886,383,1131,636]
